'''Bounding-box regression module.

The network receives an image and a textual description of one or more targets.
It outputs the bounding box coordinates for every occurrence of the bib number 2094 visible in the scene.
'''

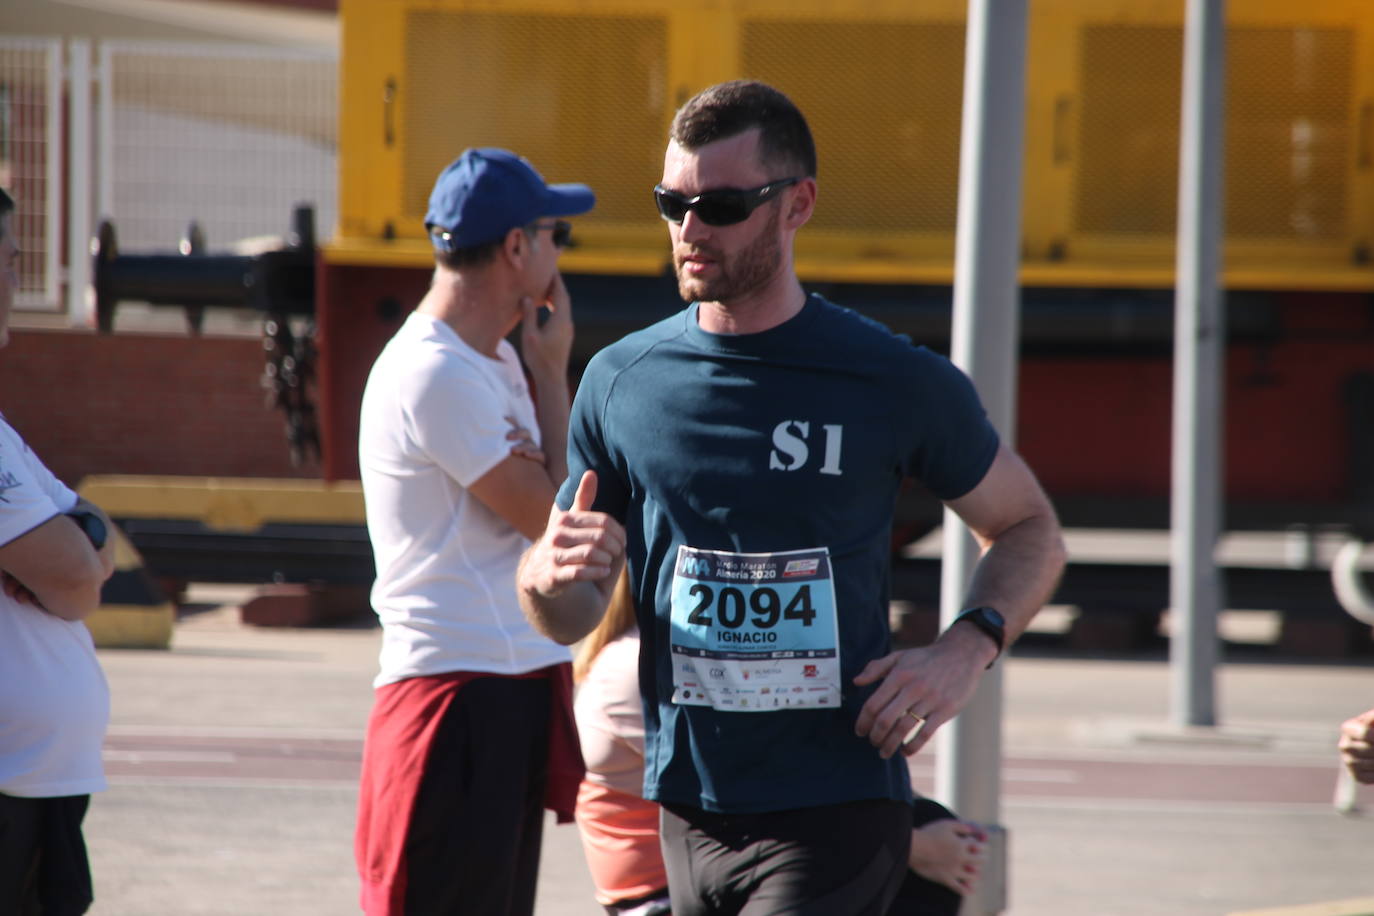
[685,583,817,629]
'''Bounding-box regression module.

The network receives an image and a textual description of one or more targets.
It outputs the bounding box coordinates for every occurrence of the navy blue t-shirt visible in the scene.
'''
[558,294,999,813]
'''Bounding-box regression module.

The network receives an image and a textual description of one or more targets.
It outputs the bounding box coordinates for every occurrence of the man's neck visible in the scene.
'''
[696,277,807,336]
[416,272,516,359]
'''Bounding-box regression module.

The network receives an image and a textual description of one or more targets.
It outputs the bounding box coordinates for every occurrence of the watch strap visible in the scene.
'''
[952,606,1005,669]
[66,510,108,551]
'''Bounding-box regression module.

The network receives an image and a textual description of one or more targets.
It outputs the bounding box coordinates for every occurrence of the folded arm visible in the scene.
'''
[0,500,115,621]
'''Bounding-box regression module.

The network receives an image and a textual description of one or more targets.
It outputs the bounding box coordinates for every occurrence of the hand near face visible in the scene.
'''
[519,271,573,381]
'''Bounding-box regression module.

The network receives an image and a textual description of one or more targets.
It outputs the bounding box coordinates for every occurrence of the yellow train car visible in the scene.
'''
[315,0,1374,588]
[329,0,1374,291]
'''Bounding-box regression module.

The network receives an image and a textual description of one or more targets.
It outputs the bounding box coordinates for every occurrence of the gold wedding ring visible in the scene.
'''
[905,709,926,724]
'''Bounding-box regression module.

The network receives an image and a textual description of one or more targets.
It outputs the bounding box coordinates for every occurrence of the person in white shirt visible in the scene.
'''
[0,185,116,916]
[353,149,594,916]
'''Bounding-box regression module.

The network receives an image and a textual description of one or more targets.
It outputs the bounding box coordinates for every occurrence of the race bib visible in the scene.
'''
[669,545,841,711]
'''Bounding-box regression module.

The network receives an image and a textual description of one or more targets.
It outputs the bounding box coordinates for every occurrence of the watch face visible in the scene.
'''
[72,511,108,550]
[86,514,108,550]
[963,606,1005,650]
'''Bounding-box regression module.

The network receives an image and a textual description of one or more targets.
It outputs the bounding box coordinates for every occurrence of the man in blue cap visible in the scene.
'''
[354,148,594,916]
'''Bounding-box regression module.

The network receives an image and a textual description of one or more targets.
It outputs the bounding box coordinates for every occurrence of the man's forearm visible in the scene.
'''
[962,509,1066,641]
[531,375,570,488]
[0,513,109,621]
[517,569,611,645]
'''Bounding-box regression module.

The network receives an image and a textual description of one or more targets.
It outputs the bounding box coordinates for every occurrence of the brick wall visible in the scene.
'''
[0,328,320,487]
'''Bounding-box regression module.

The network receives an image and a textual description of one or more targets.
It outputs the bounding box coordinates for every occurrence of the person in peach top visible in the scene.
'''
[573,574,671,916]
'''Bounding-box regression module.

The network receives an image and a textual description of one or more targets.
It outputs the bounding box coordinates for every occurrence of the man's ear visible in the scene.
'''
[784,177,816,230]
[502,225,528,268]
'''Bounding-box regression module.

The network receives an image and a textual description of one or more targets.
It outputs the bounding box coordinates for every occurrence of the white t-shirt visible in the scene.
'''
[0,418,110,797]
[359,311,571,687]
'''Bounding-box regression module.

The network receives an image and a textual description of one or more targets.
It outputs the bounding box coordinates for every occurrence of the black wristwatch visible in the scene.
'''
[66,510,108,551]
[952,606,1006,668]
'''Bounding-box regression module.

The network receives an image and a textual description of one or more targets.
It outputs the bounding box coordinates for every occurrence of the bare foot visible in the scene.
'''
[908,819,988,896]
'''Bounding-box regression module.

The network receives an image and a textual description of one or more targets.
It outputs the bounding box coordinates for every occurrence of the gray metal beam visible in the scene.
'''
[1170,0,1226,727]
[935,0,1029,912]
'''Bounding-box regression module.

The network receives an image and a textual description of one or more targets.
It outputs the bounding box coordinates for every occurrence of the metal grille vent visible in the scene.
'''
[1077,24,1353,241]
[402,10,668,228]
[741,18,965,234]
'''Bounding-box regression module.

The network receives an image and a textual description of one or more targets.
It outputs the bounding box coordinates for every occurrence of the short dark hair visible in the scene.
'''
[433,222,540,271]
[433,235,502,270]
[670,80,817,180]
[0,187,12,221]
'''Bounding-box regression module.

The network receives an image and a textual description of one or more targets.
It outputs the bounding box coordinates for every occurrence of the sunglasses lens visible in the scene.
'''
[552,220,572,248]
[654,189,688,222]
[693,194,748,226]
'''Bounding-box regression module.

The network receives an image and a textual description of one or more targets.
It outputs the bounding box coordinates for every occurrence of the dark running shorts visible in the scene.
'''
[660,798,910,916]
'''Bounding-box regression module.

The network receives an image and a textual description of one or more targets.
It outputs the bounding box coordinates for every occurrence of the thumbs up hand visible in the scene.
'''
[518,470,626,643]
[569,467,598,512]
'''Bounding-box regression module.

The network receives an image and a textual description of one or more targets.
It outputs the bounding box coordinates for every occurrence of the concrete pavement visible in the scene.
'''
[84,588,1374,915]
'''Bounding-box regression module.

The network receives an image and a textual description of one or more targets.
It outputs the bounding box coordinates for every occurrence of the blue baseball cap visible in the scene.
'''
[424,148,595,252]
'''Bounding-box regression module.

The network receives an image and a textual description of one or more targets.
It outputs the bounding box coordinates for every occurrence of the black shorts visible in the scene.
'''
[0,792,93,916]
[402,675,551,916]
[659,798,910,916]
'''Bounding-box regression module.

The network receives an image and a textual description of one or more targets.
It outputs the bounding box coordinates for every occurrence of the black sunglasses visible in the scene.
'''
[653,178,800,226]
[529,219,574,249]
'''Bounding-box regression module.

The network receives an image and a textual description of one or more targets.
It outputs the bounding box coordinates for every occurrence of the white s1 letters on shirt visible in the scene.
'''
[768,421,843,476]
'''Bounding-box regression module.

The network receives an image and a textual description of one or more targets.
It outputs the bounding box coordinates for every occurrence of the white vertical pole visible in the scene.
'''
[1170,0,1226,727]
[97,42,115,227]
[936,0,1028,912]
[44,40,62,309]
[66,39,92,327]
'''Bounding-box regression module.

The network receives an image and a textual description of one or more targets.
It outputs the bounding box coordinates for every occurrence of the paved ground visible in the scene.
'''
[84,589,1374,915]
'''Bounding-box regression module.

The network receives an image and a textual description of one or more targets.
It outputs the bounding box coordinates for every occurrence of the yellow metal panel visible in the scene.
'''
[667,6,737,106]
[793,257,1374,291]
[1023,1,1078,261]
[322,236,669,275]
[78,476,366,530]
[1076,23,1354,242]
[333,0,1374,290]
[1074,23,1182,238]
[741,15,964,236]
[86,605,174,651]
[338,0,405,241]
[87,526,175,650]
[1064,0,1371,272]
[399,6,669,246]
[1350,13,1374,264]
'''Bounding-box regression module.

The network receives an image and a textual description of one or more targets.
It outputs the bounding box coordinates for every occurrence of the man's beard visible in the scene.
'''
[674,207,782,305]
